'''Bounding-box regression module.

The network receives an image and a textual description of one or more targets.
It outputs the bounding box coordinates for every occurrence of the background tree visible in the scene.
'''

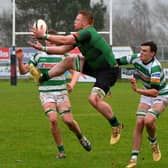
[0,0,106,47]
[113,0,153,47]
[152,1,168,45]
[130,0,152,45]
[0,11,12,47]
[15,0,106,31]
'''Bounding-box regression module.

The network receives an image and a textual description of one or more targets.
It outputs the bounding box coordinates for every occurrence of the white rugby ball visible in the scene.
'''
[33,19,47,33]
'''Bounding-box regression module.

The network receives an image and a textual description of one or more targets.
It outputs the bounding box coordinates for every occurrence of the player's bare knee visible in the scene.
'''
[63,57,74,69]
[135,118,144,130]
[88,95,94,103]
[60,109,72,127]
[144,118,154,127]
[89,87,105,105]
[144,109,158,126]
[48,115,57,124]
[46,109,58,123]
[88,95,97,106]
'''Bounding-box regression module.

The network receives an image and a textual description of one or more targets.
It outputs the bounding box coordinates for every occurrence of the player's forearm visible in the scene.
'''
[135,88,158,97]
[69,70,80,87]
[43,46,65,54]
[45,34,75,45]
[43,45,73,54]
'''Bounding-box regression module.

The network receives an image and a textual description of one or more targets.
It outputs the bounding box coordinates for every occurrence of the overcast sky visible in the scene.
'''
[0,0,168,12]
[0,0,10,9]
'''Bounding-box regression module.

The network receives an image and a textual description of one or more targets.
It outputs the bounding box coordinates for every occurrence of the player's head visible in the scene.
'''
[140,41,157,63]
[141,41,157,55]
[74,10,94,30]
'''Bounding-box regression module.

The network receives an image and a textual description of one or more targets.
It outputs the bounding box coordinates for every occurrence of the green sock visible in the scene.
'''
[76,133,83,140]
[108,116,120,127]
[58,145,64,152]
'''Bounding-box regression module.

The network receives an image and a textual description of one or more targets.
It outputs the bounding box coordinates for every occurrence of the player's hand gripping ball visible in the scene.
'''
[33,19,47,33]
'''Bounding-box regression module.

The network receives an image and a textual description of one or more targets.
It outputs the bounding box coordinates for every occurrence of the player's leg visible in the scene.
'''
[126,117,145,168]
[40,93,65,159]
[61,112,92,152]
[145,99,166,162]
[87,67,123,144]
[88,87,123,145]
[126,96,151,167]
[39,54,84,83]
[145,111,161,161]
[57,95,91,152]
[48,56,74,77]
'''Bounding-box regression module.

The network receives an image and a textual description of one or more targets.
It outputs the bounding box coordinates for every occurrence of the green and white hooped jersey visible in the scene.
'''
[29,51,67,93]
[120,53,168,96]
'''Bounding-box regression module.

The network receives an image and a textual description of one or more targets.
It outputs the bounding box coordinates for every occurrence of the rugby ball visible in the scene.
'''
[33,19,47,33]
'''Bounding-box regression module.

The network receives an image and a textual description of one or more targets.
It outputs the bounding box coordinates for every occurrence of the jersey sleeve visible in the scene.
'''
[150,66,161,90]
[117,53,138,65]
[73,30,91,43]
[28,53,39,66]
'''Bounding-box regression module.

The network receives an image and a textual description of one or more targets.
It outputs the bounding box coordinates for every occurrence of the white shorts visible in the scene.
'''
[140,94,168,107]
[40,91,70,106]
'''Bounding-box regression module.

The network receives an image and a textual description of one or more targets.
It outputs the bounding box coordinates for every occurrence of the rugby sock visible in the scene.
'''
[108,116,120,127]
[76,133,83,140]
[148,136,157,144]
[58,145,65,152]
[130,150,139,160]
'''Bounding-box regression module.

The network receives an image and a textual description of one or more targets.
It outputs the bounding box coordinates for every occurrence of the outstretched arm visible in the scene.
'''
[129,78,158,97]
[28,41,74,54]
[31,26,76,45]
[16,48,29,74]
[67,70,80,93]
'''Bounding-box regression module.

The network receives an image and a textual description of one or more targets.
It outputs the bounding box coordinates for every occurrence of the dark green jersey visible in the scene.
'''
[73,26,117,70]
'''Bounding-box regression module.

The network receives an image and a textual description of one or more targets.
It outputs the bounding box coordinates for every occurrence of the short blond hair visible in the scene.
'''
[78,10,94,25]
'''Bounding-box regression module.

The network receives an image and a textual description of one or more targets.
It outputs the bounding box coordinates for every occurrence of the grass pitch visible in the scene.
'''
[0,80,167,168]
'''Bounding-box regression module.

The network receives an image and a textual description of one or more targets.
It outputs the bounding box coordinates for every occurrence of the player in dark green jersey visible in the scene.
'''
[29,10,123,145]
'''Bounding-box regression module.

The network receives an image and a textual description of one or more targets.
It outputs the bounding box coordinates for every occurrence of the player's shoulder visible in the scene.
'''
[152,57,162,67]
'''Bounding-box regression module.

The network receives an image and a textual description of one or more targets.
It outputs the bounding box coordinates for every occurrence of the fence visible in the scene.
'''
[0,47,168,80]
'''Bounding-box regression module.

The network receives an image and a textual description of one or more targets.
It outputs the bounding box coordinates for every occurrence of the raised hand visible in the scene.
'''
[28,40,43,51]
[67,83,73,93]
[129,77,137,92]
[16,48,24,61]
[30,26,45,39]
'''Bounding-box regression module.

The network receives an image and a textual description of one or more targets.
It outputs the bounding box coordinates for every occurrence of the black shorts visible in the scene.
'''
[83,63,119,94]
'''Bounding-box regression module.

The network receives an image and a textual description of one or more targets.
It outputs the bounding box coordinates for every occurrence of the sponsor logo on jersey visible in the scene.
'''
[38,63,56,68]
[151,78,160,83]
[151,73,160,78]
[151,73,160,83]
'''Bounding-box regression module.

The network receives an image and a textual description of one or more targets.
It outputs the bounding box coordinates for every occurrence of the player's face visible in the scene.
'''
[74,14,86,31]
[140,46,155,63]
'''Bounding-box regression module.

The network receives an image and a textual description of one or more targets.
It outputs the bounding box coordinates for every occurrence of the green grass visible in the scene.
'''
[0,80,168,168]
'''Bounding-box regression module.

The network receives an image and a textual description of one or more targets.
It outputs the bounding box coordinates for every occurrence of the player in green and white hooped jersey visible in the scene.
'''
[117,41,168,168]
[16,30,91,159]
[29,10,123,146]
